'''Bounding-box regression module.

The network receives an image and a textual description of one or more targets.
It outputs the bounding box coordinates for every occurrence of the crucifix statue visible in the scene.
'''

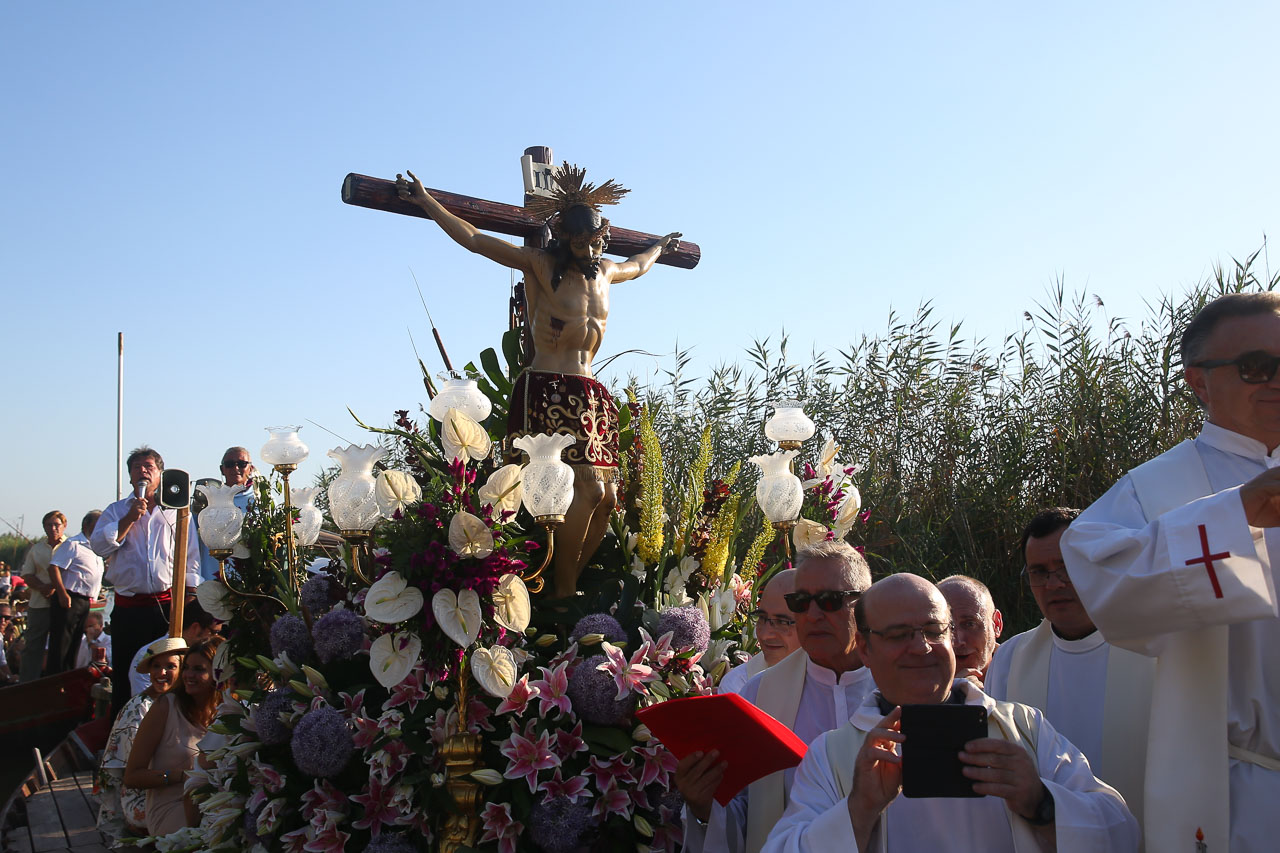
[341,151,697,598]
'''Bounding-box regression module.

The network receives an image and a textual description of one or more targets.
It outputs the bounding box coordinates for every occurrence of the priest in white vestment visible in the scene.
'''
[718,569,801,696]
[1060,292,1280,852]
[985,507,1154,837]
[678,542,875,853]
[937,575,1003,683]
[762,573,1138,853]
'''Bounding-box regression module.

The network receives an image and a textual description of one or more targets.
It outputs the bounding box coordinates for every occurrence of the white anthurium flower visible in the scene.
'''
[477,464,523,516]
[491,573,531,633]
[441,408,492,463]
[793,518,830,551]
[471,645,518,699]
[375,470,422,518]
[832,484,864,538]
[369,631,422,689]
[708,589,738,631]
[196,581,235,621]
[432,588,483,648]
[448,512,494,559]
[365,571,425,625]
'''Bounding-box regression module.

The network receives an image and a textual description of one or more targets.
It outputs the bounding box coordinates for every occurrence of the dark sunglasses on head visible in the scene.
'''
[1191,350,1280,384]
[784,589,862,613]
[221,460,252,469]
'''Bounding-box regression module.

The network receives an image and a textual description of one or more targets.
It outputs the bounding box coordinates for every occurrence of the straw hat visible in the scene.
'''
[135,637,189,673]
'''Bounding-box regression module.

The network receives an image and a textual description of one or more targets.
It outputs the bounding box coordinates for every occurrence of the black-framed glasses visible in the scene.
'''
[784,589,863,613]
[748,611,797,630]
[221,460,252,470]
[1022,565,1073,587]
[1190,350,1280,384]
[864,622,952,645]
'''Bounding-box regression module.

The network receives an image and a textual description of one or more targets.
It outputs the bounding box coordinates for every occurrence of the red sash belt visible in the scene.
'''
[114,590,172,608]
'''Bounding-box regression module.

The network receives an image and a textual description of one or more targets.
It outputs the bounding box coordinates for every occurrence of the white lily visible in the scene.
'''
[832,484,863,538]
[364,572,425,624]
[369,631,422,689]
[196,580,235,621]
[471,645,518,698]
[477,464,523,516]
[491,574,531,633]
[375,470,422,518]
[432,588,482,648]
[448,512,494,559]
[793,518,830,551]
[441,408,492,463]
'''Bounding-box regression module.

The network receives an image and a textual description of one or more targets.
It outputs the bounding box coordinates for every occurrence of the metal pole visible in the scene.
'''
[117,332,124,500]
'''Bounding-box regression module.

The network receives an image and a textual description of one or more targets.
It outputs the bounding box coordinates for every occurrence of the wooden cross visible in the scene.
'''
[1184,524,1229,599]
[340,146,701,269]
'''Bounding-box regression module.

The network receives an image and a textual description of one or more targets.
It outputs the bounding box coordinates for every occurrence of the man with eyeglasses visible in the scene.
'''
[985,508,1153,838]
[678,540,875,853]
[1061,291,1280,852]
[763,573,1138,853]
[937,574,1003,684]
[717,569,801,696]
[197,447,256,581]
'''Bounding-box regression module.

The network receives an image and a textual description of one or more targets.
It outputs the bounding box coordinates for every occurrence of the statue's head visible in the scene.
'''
[526,163,628,287]
[555,204,610,261]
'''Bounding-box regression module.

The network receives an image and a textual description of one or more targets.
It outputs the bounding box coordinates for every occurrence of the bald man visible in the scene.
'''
[718,569,801,695]
[937,574,1003,684]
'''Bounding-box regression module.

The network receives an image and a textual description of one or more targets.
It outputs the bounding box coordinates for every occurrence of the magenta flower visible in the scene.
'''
[638,627,676,668]
[552,721,589,760]
[479,802,524,853]
[633,742,679,788]
[353,715,381,750]
[351,775,406,837]
[586,754,636,791]
[338,688,367,718]
[281,826,309,853]
[368,738,413,782]
[537,768,590,803]
[598,641,657,700]
[530,661,573,718]
[496,674,540,715]
[499,725,562,793]
[591,780,632,820]
[383,666,429,714]
[299,779,349,822]
[302,811,349,853]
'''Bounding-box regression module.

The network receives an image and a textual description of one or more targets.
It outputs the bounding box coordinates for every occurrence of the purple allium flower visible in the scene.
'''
[254,689,296,746]
[657,606,710,653]
[566,655,635,726]
[364,833,419,853]
[291,707,354,778]
[569,613,627,644]
[529,796,592,853]
[300,574,335,615]
[270,614,313,662]
[312,608,364,663]
[243,804,266,846]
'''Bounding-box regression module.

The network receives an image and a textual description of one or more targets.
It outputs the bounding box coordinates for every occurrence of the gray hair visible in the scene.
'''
[795,540,872,591]
[1180,292,1280,366]
[937,574,995,612]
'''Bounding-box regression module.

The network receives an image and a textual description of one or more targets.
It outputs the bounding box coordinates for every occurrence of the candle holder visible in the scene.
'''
[261,427,310,590]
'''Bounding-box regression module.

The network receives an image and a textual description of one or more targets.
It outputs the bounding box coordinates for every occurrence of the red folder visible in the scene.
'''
[636,693,807,805]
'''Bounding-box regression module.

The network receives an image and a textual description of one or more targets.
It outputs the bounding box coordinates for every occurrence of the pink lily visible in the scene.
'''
[352,716,381,750]
[633,742,679,788]
[300,779,348,821]
[498,725,561,793]
[639,627,676,668]
[552,721,589,760]
[302,813,350,853]
[496,674,540,715]
[591,780,633,820]
[537,768,590,803]
[529,661,572,718]
[479,802,524,853]
[368,738,413,782]
[351,775,406,836]
[383,667,429,714]
[598,641,657,700]
[338,688,367,718]
[586,754,636,791]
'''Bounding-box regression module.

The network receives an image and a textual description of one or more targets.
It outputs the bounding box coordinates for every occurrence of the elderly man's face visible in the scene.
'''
[856,577,956,706]
[793,557,862,672]
[1186,311,1280,450]
[220,449,254,487]
[940,582,1002,681]
[753,577,801,667]
[44,515,67,544]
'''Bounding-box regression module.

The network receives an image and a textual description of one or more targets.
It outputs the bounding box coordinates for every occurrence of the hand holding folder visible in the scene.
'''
[636,692,807,805]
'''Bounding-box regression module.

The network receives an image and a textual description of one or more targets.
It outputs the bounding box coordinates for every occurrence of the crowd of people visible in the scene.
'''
[2,291,1277,852]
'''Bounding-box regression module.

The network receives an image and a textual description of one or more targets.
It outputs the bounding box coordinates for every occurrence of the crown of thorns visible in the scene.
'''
[526,162,629,241]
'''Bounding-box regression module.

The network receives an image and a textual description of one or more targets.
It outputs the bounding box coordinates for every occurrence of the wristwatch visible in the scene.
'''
[162,770,171,784]
[1026,787,1055,826]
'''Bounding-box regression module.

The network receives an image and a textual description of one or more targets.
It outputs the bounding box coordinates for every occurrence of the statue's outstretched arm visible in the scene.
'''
[610,232,682,283]
[396,170,536,273]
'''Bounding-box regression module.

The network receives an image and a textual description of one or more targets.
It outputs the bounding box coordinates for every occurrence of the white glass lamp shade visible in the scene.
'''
[291,487,323,547]
[261,426,310,466]
[749,450,804,524]
[512,433,576,520]
[327,443,389,532]
[428,377,492,424]
[764,401,816,445]
[196,483,246,551]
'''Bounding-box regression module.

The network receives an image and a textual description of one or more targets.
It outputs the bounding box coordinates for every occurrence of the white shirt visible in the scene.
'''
[717,656,762,696]
[50,533,105,599]
[92,496,201,596]
[688,658,876,853]
[761,680,1139,853]
[1062,422,1280,850]
[76,632,112,669]
[985,627,1109,766]
[21,536,64,609]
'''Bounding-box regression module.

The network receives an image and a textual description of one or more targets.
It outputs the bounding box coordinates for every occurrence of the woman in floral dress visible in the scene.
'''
[96,637,187,843]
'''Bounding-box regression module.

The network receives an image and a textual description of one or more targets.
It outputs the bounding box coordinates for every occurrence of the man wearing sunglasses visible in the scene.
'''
[678,540,874,853]
[1061,291,1280,851]
[985,508,1154,838]
[197,447,256,581]
[717,568,801,696]
[764,573,1138,853]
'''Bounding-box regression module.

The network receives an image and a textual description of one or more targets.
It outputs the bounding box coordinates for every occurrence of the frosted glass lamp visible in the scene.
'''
[764,401,815,450]
[428,376,492,424]
[513,433,575,523]
[261,426,309,469]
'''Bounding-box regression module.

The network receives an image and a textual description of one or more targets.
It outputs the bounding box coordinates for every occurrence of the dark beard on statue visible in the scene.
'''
[573,254,602,280]
[550,247,601,290]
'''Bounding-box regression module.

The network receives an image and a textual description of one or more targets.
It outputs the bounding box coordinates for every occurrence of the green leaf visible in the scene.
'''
[480,347,513,395]
[583,724,636,756]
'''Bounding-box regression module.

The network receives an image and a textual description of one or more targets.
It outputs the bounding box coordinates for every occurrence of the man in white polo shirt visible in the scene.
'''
[46,509,105,673]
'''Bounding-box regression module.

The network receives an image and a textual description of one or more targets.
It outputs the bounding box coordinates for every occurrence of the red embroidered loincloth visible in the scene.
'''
[506,370,621,482]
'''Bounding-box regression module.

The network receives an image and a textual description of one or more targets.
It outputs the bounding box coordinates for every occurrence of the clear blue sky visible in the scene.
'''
[3,2,1276,539]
